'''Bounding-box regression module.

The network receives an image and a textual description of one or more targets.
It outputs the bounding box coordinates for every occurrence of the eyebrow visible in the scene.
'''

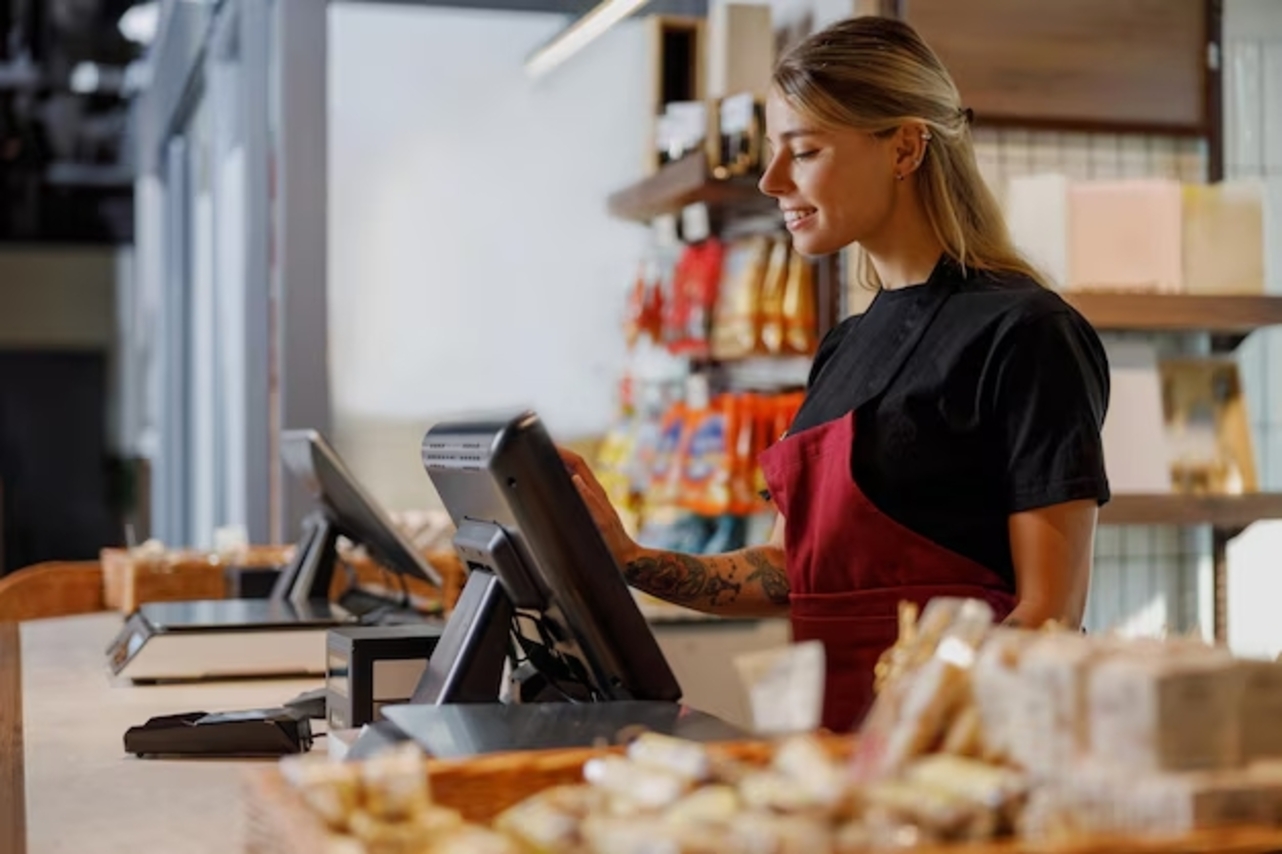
[764,128,823,151]
[778,128,822,141]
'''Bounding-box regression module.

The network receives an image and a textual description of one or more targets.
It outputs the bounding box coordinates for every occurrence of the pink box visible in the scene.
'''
[1068,179,1184,293]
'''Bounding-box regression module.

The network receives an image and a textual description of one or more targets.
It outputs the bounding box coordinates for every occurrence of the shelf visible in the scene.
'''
[607,155,774,223]
[1100,493,1282,530]
[1063,292,1282,336]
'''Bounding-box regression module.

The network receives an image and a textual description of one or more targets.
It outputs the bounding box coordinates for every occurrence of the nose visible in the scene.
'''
[758,152,791,198]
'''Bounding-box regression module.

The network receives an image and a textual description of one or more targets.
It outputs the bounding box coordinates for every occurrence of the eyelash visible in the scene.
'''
[791,149,819,161]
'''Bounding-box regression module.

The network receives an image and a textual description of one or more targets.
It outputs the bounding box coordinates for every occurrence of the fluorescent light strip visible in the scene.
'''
[525,0,651,78]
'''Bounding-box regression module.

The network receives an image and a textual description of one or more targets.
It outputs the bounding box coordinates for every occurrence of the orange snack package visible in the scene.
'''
[728,394,763,515]
[679,395,735,517]
[649,402,691,507]
[782,249,818,355]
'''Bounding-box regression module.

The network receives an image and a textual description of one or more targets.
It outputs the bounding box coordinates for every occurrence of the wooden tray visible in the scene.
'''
[100,546,466,615]
[241,738,1282,854]
[101,546,291,614]
[243,738,837,854]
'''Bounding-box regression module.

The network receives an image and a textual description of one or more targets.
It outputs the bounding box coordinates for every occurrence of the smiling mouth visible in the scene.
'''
[783,208,817,230]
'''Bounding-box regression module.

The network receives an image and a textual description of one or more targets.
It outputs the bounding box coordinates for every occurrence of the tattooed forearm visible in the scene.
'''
[744,549,791,606]
[622,546,789,616]
[623,552,742,608]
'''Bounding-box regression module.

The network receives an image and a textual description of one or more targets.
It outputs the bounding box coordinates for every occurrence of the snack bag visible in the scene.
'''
[751,395,782,501]
[782,248,818,355]
[667,239,725,357]
[595,417,643,539]
[624,263,647,349]
[711,236,770,360]
[662,247,694,350]
[758,237,792,355]
[679,395,734,516]
[735,641,827,736]
[648,402,691,507]
[729,394,761,515]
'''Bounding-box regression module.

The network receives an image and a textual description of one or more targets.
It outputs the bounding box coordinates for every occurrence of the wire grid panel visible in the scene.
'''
[976,127,1210,636]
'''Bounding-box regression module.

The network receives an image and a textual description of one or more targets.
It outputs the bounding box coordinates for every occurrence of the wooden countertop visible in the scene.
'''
[0,614,322,854]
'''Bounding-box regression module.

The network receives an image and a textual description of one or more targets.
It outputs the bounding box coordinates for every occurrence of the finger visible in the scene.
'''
[574,471,613,508]
[572,474,606,510]
[573,475,617,522]
[558,446,587,471]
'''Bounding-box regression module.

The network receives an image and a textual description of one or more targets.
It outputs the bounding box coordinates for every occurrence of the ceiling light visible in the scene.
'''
[119,2,161,45]
[525,0,650,78]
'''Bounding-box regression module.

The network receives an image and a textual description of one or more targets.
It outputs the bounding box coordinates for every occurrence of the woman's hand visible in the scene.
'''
[559,447,641,567]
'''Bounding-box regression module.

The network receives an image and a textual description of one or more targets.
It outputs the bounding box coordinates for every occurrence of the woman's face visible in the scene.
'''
[759,91,902,257]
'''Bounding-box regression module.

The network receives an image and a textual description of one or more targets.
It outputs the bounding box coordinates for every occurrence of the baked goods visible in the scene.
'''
[274,600,1282,852]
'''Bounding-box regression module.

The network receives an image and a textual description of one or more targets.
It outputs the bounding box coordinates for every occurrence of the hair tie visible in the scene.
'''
[961,107,975,125]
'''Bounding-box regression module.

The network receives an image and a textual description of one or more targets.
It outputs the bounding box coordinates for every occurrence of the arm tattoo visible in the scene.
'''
[623,553,742,608]
[744,550,790,606]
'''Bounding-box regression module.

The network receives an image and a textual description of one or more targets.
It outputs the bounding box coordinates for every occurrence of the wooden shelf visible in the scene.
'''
[1063,292,1282,336]
[1101,493,1282,529]
[607,156,773,223]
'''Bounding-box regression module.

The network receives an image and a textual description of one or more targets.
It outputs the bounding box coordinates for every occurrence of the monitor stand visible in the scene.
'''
[107,512,365,683]
[410,568,513,704]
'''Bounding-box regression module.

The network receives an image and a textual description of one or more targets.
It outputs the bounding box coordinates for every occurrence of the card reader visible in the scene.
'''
[124,708,313,758]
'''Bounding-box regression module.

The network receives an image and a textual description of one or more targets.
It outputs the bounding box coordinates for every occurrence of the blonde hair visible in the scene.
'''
[773,16,1045,289]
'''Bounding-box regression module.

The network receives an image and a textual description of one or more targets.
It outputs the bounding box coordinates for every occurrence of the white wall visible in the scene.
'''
[327,3,650,508]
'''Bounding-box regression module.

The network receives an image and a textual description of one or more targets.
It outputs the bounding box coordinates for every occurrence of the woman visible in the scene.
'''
[564,16,1109,732]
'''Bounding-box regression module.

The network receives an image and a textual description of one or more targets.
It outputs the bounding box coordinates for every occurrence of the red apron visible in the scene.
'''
[758,273,1015,733]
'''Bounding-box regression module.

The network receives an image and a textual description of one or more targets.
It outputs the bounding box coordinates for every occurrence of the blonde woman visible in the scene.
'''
[564,16,1108,732]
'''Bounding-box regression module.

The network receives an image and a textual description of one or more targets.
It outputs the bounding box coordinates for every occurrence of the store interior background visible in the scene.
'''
[3,0,1282,656]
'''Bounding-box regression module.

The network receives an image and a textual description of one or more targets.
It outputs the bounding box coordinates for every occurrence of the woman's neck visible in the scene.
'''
[863,194,945,289]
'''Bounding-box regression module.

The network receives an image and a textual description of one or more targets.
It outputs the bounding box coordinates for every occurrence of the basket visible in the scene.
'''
[101,546,291,614]
[243,737,846,854]
[101,545,466,616]
[333,548,466,614]
[242,736,1282,854]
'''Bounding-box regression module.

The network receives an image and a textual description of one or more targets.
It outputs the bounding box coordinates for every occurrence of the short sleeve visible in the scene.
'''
[988,311,1111,513]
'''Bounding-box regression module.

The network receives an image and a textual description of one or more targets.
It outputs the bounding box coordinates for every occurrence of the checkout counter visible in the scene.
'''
[3,412,789,854]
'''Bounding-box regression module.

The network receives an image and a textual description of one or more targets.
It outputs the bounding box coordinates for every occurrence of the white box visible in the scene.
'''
[1006,173,1071,289]
[706,4,774,100]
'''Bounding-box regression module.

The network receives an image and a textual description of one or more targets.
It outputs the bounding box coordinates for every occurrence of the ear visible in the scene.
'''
[891,122,930,179]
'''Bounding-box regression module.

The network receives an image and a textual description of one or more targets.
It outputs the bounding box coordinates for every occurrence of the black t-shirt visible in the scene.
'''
[788,255,1111,587]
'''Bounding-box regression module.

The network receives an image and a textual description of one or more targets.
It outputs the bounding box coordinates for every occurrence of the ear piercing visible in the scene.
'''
[921,129,933,141]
